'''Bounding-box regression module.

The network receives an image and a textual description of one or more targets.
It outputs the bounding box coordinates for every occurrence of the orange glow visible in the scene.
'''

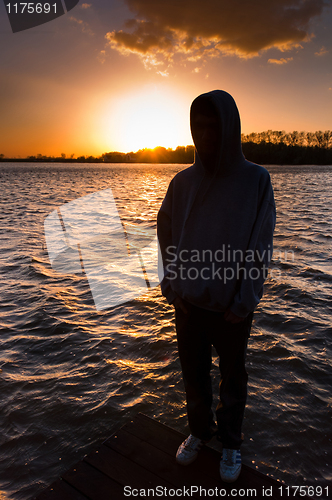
[96,88,193,153]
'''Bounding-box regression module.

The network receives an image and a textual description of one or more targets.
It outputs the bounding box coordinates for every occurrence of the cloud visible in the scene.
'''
[98,50,106,64]
[315,46,329,56]
[69,16,94,36]
[105,0,326,70]
[268,57,294,64]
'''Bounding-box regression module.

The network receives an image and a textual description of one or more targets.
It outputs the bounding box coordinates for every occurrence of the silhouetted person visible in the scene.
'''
[157,90,276,482]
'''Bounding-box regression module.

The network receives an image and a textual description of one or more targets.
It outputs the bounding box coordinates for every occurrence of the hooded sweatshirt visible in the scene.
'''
[157,90,276,318]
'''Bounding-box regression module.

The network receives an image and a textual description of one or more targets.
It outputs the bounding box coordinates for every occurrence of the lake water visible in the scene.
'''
[0,163,331,499]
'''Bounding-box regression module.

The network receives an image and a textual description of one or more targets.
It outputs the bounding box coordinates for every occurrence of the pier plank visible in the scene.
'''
[61,460,124,500]
[35,478,89,500]
[105,413,281,493]
[83,443,174,490]
[35,413,312,500]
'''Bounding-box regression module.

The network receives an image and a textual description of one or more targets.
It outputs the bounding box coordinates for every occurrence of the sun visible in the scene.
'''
[98,88,192,153]
[121,102,177,152]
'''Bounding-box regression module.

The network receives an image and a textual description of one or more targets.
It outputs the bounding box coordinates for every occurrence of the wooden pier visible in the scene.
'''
[35,413,307,500]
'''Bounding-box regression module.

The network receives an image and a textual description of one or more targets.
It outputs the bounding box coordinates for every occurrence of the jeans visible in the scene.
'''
[175,300,253,449]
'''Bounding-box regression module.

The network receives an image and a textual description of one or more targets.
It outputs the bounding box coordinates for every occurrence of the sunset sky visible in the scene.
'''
[0,0,331,157]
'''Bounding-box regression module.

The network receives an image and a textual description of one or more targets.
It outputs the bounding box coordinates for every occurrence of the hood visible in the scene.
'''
[190,90,245,177]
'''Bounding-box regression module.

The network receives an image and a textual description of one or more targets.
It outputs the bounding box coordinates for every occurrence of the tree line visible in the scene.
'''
[0,146,196,164]
[1,130,331,164]
[241,130,332,165]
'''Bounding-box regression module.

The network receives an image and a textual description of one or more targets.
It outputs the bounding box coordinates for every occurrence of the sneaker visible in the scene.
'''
[219,448,242,482]
[176,434,205,465]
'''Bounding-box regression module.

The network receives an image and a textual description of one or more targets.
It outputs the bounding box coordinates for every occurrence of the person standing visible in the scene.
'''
[157,90,276,483]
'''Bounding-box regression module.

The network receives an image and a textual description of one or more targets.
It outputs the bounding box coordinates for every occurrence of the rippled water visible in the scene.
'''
[0,163,331,499]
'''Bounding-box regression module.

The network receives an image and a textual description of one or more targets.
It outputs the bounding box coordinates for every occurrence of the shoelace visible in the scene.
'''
[184,435,201,451]
[224,449,236,466]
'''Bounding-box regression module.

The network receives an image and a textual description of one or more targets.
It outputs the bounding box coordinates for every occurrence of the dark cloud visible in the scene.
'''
[106,0,327,69]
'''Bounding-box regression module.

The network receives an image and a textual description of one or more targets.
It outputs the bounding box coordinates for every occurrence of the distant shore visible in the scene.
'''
[1,130,331,165]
